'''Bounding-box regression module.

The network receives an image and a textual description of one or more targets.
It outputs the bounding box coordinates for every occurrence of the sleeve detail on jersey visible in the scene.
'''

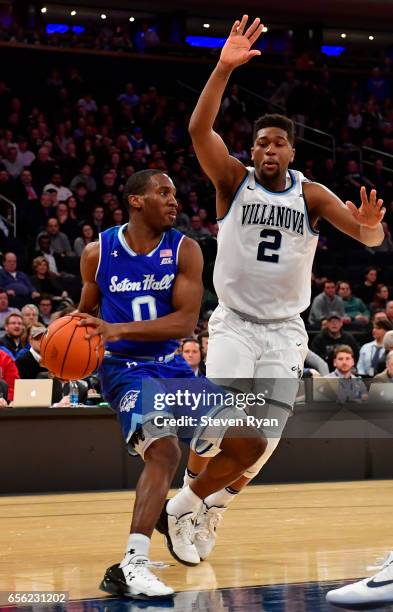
[176,234,185,266]
[302,182,320,236]
[95,232,103,282]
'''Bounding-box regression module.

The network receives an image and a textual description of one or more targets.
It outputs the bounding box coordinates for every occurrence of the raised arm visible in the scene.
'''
[305,183,385,247]
[78,237,204,346]
[189,15,264,217]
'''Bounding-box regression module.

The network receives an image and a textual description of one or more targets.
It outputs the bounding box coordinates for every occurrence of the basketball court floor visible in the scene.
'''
[1,480,393,611]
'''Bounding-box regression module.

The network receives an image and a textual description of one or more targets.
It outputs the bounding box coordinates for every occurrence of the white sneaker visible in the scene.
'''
[194,503,226,560]
[326,551,393,606]
[156,500,200,566]
[100,558,174,600]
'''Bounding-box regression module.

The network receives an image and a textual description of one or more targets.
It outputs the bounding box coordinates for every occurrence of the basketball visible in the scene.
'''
[40,315,104,380]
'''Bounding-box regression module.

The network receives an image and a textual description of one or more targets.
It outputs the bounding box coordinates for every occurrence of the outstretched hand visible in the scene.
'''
[219,15,265,70]
[346,186,385,228]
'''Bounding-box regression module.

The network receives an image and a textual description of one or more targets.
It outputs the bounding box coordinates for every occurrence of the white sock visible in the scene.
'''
[167,485,202,517]
[120,533,150,567]
[182,467,197,488]
[204,485,239,508]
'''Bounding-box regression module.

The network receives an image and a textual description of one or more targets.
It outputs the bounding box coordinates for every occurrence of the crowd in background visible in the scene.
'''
[0,37,392,404]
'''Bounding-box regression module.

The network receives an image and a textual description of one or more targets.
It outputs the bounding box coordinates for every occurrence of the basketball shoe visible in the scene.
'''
[194,503,227,560]
[156,500,200,566]
[326,551,393,606]
[99,559,174,600]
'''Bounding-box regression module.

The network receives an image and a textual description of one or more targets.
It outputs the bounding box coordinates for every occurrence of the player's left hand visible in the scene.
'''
[346,186,385,228]
[77,313,122,349]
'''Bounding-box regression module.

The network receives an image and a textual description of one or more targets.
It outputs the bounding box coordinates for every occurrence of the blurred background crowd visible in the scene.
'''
[0,4,392,404]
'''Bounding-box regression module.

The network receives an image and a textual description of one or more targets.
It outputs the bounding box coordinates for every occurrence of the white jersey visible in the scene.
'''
[213,167,319,320]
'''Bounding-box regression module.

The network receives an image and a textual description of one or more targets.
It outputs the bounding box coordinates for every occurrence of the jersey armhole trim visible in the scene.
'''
[176,234,185,265]
[216,170,248,224]
[95,233,103,281]
[302,183,320,236]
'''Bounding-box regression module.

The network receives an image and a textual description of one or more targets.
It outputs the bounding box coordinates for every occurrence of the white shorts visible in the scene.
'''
[206,304,308,409]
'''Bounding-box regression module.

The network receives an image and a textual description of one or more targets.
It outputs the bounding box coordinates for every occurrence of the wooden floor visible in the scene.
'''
[0,481,392,601]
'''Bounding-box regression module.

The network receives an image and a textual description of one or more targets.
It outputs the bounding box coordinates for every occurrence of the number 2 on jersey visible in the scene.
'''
[131,296,157,321]
[257,229,282,263]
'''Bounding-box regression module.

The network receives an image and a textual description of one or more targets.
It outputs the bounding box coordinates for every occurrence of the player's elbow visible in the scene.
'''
[178,314,198,339]
[188,120,199,139]
[188,117,208,139]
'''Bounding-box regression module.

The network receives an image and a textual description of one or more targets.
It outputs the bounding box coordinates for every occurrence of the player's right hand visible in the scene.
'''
[77,313,121,349]
[218,15,264,70]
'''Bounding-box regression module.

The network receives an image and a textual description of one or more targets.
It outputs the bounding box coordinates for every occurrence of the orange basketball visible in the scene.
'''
[40,314,105,380]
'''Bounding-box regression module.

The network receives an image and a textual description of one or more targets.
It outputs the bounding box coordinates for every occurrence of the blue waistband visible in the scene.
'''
[104,350,177,364]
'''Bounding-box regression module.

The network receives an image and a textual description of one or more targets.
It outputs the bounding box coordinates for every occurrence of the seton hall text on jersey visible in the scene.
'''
[241,203,305,235]
[109,273,175,293]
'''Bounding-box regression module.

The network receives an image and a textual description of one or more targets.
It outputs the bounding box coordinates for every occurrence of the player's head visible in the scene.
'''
[251,114,295,181]
[333,345,354,375]
[123,169,177,231]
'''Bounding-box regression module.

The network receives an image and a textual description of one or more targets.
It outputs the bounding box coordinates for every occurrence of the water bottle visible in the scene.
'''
[69,381,79,407]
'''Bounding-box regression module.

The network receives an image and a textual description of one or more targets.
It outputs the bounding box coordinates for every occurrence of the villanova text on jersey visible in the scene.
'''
[96,223,185,357]
[241,202,305,235]
[214,168,319,320]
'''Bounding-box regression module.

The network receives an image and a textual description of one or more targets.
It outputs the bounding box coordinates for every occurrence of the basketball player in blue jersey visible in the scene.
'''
[77,169,267,600]
[176,13,386,582]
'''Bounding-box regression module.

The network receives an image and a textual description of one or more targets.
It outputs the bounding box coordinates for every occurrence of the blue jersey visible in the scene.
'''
[96,223,185,357]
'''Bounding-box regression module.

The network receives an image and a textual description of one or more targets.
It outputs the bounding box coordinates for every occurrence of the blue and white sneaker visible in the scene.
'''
[326,551,393,606]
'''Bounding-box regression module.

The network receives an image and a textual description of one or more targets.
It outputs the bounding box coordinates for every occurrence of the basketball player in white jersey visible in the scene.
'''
[164,14,386,566]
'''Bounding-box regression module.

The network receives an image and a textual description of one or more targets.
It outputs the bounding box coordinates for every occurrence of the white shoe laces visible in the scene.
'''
[196,508,223,541]
[174,514,195,544]
[125,559,169,585]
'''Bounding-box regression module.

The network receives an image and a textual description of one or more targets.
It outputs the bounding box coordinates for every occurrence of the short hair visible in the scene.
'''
[38,232,50,241]
[253,114,295,145]
[39,294,53,305]
[4,312,23,326]
[337,280,351,290]
[365,266,378,279]
[32,256,48,272]
[197,330,209,340]
[324,279,336,288]
[333,344,354,358]
[374,319,393,332]
[123,169,164,206]
[181,337,201,351]
[383,331,393,350]
[21,304,39,316]
[3,251,17,263]
[0,287,7,296]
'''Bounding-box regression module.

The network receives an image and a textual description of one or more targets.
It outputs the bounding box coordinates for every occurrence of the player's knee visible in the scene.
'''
[229,434,267,471]
[244,437,281,479]
[144,437,181,471]
[246,434,267,465]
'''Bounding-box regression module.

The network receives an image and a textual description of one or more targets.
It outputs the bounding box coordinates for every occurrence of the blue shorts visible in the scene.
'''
[99,353,251,459]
